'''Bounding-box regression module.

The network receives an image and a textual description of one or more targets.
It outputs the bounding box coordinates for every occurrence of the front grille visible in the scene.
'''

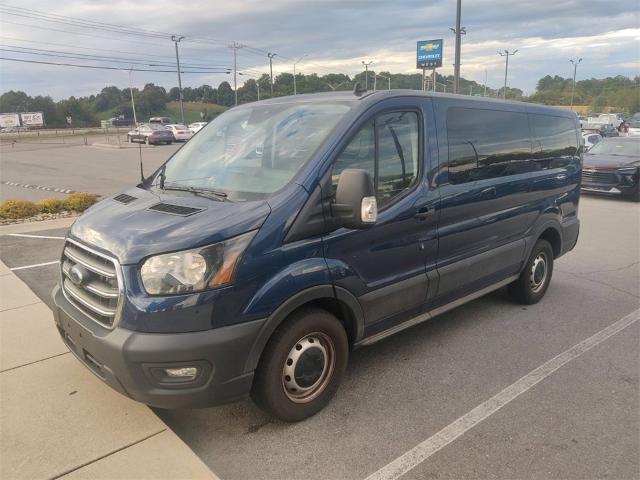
[61,239,122,329]
[582,170,617,185]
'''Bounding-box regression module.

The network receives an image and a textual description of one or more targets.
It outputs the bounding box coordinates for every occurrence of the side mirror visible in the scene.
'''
[332,169,377,229]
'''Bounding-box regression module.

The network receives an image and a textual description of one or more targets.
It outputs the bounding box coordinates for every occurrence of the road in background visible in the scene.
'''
[0,195,637,479]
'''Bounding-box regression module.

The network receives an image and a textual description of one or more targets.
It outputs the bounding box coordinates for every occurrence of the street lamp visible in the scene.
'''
[362,60,373,90]
[569,58,582,110]
[497,49,518,100]
[293,54,307,95]
[171,35,185,125]
[449,0,466,94]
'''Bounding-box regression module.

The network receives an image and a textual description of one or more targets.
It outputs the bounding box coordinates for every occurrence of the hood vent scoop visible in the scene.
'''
[148,203,204,216]
[113,193,137,204]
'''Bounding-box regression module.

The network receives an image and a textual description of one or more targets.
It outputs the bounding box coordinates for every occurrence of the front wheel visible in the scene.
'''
[251,307,348,422]
[509,239,554,304]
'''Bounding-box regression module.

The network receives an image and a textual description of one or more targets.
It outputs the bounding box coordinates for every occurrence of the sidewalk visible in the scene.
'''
[0,259,218,480]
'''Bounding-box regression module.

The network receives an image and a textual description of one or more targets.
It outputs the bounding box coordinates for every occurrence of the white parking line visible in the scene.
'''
[6,233,65,240]
[10,260,59,271]
[364,308,640,480]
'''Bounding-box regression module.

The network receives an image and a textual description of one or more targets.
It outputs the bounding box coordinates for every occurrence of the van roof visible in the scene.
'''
[249,90,573,116]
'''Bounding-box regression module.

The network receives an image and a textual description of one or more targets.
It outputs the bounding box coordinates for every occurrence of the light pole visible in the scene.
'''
[497,49,518,100]
[449,0,466,94]
[483,70,488,96]
[362,60,373,90]
[293,54,307,95]
[569,58,582,110]
[171,35,185,125]
[128,67,137,125]
[267,52,277,97]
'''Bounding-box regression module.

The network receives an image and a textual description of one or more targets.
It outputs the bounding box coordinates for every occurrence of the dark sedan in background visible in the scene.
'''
[127,123,174,145]
[581,137,640,201]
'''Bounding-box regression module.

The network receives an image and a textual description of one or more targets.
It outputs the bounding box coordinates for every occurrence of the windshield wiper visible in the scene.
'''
[162,184,229,201]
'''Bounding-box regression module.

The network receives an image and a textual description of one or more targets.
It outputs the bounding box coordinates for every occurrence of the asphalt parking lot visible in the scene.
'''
[0,191,638,479]
[0,141,179,201]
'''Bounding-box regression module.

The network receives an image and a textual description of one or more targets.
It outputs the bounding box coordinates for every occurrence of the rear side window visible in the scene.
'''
[332,111,420,208]
[529,114,579,169]
[446,107,532,185]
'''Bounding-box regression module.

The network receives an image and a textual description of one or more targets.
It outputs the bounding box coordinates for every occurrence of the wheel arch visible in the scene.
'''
[243,285,364,374]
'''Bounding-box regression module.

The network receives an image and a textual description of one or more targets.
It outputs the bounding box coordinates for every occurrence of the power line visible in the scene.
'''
[0,44,232,69]
[0,56,232,73]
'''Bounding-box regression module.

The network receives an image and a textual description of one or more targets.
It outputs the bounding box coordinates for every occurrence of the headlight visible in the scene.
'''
[140,231,255,295]
[617,167,638,174]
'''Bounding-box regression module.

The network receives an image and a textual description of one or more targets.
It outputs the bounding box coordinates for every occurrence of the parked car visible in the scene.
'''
[127,123,174,145]
[582,132,602,151]
[166,124,194,142]
[599,124,620,137]
[627,120,640,137]
[149,117,173,126]
[188,122,208,133]
[581,137,640,201]
[53,91,581,422]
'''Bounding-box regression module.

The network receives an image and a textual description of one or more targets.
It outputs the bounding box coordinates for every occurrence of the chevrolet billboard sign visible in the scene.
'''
[417,39,443,68]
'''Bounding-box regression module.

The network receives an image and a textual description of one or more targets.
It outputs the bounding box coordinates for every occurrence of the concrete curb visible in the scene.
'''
[0,260,219,480]
[0,216,78,234]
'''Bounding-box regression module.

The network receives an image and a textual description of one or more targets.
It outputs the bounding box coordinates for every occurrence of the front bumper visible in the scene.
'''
[52,285,265,409]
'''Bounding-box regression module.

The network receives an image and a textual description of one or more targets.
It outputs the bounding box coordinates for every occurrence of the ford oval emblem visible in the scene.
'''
[69,265,86,286]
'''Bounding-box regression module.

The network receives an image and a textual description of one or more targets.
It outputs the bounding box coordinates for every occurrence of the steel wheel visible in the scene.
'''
[282,332,336,404]
[529,252,548,293]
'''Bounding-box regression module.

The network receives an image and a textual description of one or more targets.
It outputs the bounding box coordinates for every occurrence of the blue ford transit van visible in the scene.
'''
[53,90,581,421]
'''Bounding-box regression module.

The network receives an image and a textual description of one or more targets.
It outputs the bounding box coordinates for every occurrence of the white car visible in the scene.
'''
[582,132,602,151]
[166,124,194,142]
[188,122,207,134]
[627,120,640,137]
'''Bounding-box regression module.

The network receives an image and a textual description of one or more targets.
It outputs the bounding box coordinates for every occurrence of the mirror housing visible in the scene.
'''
[332,169,377,229]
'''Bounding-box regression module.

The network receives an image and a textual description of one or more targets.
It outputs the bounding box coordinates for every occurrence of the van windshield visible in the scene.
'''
[155,101,354,201]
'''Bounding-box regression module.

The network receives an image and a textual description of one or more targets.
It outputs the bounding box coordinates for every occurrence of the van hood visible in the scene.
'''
[70,186,271,264]
[583,153,640,169]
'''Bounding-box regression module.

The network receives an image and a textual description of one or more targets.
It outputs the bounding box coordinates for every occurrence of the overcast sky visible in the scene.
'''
[0,0,638,99]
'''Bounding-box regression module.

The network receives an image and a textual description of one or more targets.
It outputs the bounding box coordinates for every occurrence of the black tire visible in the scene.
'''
[251,307,348,422]
[509,239,554,304]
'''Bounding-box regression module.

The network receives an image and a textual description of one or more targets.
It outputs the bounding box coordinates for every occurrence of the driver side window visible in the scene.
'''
[332,111,420,208]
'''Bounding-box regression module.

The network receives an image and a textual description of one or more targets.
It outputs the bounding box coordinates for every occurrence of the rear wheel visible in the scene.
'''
[251,307,348,422]
[509,239,554,304]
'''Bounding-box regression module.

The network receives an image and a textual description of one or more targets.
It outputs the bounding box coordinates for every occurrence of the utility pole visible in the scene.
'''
[569,58,582,110]
[128,67,137,125]
[483,70,488,96]
[171,35,185,125]
[268,53,277,97]
[293,54,307,95]
[498,49,518,100]
[362,60,373,90]
[449,0,465,94]
[229,42,244,106]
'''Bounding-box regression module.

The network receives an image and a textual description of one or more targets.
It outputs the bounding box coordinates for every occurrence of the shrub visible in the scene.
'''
[63,192,98,212]
[0,200,39,219]
[37,197,66,214]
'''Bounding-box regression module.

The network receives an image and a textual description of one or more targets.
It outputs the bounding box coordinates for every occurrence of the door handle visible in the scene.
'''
[479,186,496,198]
[555,173,567,181]
[414,206,433,220]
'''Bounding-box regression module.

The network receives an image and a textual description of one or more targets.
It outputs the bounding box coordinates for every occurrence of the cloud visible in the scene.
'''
[0,0,637,98]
